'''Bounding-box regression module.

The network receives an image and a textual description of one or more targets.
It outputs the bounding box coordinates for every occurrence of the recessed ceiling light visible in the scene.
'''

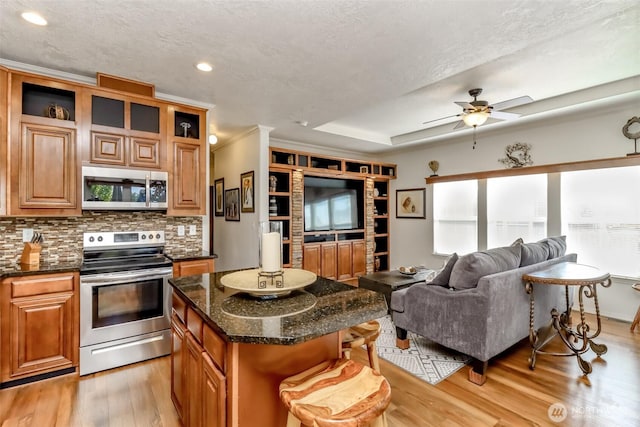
[196,62,213,72]
[209,134,218,145]
[21,12,47,26]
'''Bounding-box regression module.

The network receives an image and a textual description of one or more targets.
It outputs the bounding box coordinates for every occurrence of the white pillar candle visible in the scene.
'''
[261,231,281,273]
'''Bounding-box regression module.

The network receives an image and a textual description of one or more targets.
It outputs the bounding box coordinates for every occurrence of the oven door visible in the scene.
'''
[80,267,172,347]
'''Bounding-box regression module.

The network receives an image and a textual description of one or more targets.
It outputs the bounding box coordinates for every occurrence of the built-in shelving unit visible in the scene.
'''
[268,167,292,267]
[269,147,397,277]
[373,180,390,272]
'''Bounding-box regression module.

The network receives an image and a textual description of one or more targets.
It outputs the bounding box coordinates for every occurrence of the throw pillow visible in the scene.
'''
[538,235,567,259]
[427,253,458,287]
[520,242,550,266]
[511,237,524,246]
[448,245,522,290]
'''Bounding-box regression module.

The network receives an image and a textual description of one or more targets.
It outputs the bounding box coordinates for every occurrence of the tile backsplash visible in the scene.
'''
[0,212,203,264]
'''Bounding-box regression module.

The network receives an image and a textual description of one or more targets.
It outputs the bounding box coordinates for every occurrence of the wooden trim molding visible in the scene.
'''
[425,155,640,184]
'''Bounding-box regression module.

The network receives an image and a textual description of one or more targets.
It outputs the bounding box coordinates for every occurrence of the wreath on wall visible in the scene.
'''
[499,142,533,168]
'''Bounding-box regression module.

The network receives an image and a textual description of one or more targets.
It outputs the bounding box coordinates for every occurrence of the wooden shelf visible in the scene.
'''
[425,155,640,184]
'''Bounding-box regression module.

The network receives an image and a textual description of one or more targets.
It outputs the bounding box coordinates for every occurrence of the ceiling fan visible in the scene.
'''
[423,88,533,129]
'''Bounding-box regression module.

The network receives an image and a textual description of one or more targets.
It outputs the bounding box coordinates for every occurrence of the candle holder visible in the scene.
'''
[258,221,284,288]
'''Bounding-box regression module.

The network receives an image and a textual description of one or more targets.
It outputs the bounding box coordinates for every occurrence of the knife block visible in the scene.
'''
[20,243,42,266]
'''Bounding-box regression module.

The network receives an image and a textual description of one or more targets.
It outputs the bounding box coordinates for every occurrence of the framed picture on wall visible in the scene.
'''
[240,171,255,213]
[225,188,241,221]
[214,178,224,216]
[396,188,426,219]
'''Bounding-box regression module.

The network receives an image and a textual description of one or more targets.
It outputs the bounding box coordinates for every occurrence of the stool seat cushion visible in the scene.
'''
[280,359,391,427]
[341,320,381,349]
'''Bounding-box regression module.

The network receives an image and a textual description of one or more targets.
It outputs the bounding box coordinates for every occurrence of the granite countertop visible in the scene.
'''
[164,249,218,262]
[169,270,388,345]
[0,260,81,279]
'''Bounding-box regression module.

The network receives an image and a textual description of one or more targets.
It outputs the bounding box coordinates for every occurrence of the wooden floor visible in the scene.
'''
[1,314,638,426]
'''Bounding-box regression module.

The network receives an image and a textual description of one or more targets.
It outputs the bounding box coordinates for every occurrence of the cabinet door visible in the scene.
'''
[186,332,203,427]
[321,243,337,280]
[170,141,205,215]
[202,352,226,427]
[9,293,75,379]
[337,242,353,280]
[302,244,321,276]
[171,315,187,424]
[17,122,77,211]
[352,241,366,278]
[129,137,161,169]
[0,67,8,215]
[89,131,125,166]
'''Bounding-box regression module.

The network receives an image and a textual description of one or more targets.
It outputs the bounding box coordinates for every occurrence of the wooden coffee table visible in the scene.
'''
[358,267,434,311]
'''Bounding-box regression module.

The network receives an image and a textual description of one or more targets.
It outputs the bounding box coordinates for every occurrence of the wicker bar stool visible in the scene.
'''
[341,320,382,372]
[279,358,391,427]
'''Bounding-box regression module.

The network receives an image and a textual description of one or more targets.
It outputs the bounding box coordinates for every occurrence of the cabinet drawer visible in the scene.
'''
[203,324,226,372]
[10,273,75,298]
[172,292,187,324]
[186,307,203,343]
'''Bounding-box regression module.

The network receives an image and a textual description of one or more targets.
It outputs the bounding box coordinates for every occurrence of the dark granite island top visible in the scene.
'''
[169,269,388,345]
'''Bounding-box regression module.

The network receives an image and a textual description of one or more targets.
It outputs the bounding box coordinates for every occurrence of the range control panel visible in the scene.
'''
[83,231,165,248]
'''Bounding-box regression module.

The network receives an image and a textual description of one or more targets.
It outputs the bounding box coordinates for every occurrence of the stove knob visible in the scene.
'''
[89,236,95,242]
[97,236,103,242]
[148,234,154,239]
[141,234,146,240]
[156,233,161,240]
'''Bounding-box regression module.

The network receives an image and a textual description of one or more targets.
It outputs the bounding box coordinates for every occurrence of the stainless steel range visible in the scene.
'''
[79,231,173,376]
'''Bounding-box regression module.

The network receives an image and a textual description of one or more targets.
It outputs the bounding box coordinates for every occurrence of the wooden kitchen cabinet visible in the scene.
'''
[173,258,215,278]
[8,73,81,216]
[0,272,79,384]
[171,293,227,427]
[82,89,165,170]
[168,106,206,216]
[0,66,8,216]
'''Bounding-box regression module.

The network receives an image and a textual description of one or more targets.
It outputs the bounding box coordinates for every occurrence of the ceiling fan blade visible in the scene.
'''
[453,120,467,130]
[455,101,474,109]
[422,113,460,125]
[491,95,533,111]
[489,110,521,121]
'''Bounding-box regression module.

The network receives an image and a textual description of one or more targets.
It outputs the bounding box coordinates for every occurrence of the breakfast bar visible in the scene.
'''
[169,270,387,427]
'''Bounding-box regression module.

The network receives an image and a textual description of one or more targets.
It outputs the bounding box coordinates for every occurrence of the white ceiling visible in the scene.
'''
[1,0,639,153]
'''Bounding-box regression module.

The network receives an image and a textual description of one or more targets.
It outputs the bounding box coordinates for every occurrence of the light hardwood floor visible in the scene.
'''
[1,314,638,427]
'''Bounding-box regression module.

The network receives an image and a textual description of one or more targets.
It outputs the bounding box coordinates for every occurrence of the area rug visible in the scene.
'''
[375,316,471,385]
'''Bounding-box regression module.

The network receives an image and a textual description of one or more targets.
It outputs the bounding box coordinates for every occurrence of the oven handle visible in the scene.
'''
[80,268,172,286]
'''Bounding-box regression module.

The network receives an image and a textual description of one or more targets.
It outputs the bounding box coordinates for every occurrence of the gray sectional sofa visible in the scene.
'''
[391,237,574,385]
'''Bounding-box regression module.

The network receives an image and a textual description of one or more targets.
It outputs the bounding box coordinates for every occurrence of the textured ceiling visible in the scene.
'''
[1,0,639,153]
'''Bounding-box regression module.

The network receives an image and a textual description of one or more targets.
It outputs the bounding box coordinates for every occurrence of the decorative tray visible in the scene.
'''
[398,266,417,276]
[220,268,317,297]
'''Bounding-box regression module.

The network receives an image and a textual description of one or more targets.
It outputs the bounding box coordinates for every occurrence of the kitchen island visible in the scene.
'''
[169,270,387,427]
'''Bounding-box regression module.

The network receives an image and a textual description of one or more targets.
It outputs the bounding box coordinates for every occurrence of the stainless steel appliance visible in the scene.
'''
[79,231,172,376]
[82,166,168,210]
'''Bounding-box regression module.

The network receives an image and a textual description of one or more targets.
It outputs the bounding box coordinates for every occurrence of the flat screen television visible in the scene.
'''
[304,176,364,232]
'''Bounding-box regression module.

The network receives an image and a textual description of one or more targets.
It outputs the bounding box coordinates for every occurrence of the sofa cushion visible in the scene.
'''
[520,242,550,266]
[448,245,522,290]
[427,253,458,287]
[538,235,567,259]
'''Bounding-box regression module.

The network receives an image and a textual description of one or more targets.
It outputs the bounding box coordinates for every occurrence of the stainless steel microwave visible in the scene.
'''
[82,166,168,210]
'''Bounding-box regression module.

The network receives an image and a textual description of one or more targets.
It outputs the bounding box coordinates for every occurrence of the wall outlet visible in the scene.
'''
[189,225,196,235]
[23,228,34,243]
[177,225,185,237]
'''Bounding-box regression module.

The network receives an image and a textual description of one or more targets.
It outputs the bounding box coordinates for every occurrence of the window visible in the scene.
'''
[561,166,640,278]
[487,174,547,248]
[433,180,477,255]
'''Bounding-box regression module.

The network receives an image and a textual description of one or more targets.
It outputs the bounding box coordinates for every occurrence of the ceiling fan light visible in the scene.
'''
[462,111,489,127]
